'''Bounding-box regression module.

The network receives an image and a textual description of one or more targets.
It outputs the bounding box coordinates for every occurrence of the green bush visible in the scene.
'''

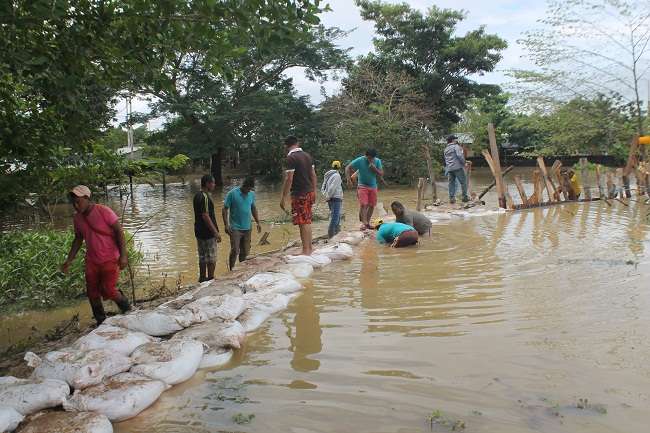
[0,229,141,312]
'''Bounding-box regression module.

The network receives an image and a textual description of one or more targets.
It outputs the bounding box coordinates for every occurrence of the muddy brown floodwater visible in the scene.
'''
[3,169,650,432]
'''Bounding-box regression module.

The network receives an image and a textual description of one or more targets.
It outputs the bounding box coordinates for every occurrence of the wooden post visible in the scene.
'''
[537,157,559,202]
[595,164,604,198]
[606,170,615,198]
[466,161,473,199]
[505,192,515,210]
[513,175,528,205]
[416,177,424,211]
[551,160,568,201]
[623,135,640,198]
[531,170,541,205]
[422,143,437,201]
[616,168,625,199]
[487,123,506,208]
[579,158,591,200]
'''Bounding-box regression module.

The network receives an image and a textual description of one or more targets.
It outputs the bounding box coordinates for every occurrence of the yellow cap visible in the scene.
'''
[331,160,341,169]
[371,217,383,227]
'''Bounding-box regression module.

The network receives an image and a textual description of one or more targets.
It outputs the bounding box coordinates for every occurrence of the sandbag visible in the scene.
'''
[331,231,365,245]
[285,254,331,268]
[0,406,23,432]
[238,292,291,332]
[130,339,203,385]
[172,320,246,350]
[243,272,290,290]
[63,373,167,422]
[72,325,158,357]
[0,376,69,416]
[277,262,314,279]
[25,349,132,390]
[314,242,354,260]
[199,347,233,369]
[184,294,247,322]
[18,411,112,433]
[104,308,194,336]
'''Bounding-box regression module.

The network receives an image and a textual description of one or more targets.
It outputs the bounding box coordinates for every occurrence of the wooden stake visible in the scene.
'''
[623,135,640,198]
[487,123,506,208]
[537,157,559,202]
[606,170,615,198]
[579,157,591,200]
[422,143,437,201]
[595,164,604,198]
[531,170,541,205]
[552,160,568,200]
[513,175,528,205]
[505,192,515,210]
[416,177,424,211]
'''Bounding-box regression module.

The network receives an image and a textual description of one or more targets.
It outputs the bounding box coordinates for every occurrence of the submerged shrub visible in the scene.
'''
[0,229,141,312]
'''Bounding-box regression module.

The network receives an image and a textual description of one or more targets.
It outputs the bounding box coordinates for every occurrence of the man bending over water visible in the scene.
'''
[375,220,419,248]
[391,201,432,236]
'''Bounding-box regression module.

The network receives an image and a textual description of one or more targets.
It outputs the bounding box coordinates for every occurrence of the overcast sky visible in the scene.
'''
[117,0,548,128]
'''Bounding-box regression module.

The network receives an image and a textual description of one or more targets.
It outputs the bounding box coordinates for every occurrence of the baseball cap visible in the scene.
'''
[331,160,341,169]
[70,185,91,198]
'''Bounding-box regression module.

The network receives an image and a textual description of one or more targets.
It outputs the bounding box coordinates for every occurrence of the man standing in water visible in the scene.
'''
[346,148,383,230]
[62,185,131,325]
[444,135,469,204]
[280,136,317,256]
[321,160,343,238]
[222,176,261,271]
[193,174,221,282]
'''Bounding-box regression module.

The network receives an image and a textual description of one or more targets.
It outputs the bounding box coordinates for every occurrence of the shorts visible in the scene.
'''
[291,191,315,225]
[85,260,120,301]
[357,186,378,207]
[196,237,217,264]
[394,229,418,248]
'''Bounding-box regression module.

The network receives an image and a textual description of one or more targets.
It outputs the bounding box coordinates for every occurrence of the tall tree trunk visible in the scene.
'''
[211,147,224,186]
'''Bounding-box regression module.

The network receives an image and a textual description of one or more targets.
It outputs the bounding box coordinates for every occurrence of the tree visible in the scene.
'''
[514,0,650,133]
[355,0,507,130]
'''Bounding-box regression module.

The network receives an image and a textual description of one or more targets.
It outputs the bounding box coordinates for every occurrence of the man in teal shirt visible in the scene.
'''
[375,221,418,248]
[222,177,261,270]
[345,148,384,229]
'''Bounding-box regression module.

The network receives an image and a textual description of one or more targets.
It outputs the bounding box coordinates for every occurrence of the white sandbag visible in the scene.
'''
[18,411,112,433]
[157,290,197,310]
[0,406,23,432]
[184,294,247,322]
[172,320,246,350]
[237,308,271,332]
[72,325,158,357]
[130,339,203,385]
[285,254,331,268]
[104,308,194,336]
[63,373,167,422]
[314,242,354,260]
[238,292,291,332]
[331,231,365,245]
[243,273,302,295]
[277,262,314,279]
[25,349,131,390]
[199,347,233,369]
[0,376,69,416]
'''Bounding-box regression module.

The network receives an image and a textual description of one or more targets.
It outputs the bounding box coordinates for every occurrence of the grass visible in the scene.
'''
[0,228,141,313]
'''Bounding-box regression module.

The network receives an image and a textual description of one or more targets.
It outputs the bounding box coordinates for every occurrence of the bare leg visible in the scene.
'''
[299,223,313,255]
[207,262,216,280]
[366,205,374,224]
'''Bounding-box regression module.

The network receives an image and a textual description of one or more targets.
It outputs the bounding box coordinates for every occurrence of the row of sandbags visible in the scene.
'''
[0,234,363,432]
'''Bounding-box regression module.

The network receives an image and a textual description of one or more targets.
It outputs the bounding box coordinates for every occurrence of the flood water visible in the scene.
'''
[4,169,650,432]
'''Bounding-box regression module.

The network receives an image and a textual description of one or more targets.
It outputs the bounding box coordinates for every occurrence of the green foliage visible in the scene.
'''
[0,229,141,313]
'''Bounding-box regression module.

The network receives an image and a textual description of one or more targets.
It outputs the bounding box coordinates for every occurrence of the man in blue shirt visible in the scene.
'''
[345,148,384,229]
[222,177,261,270]
[375,220,419,248]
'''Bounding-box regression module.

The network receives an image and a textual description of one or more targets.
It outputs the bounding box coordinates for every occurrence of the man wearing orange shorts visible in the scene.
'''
[346,148,384,229]
[62,185,131,325]
[280,136,317,256]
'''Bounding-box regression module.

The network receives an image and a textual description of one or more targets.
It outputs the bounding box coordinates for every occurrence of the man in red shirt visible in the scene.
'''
[280,136,317,256]
[61,185,131,325]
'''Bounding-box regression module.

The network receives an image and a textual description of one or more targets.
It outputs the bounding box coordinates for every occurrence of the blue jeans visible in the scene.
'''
[448,168,468,202]
[327,198,342,238]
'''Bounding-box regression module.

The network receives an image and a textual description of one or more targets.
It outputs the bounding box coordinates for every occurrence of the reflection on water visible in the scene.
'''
[2,170,650,433]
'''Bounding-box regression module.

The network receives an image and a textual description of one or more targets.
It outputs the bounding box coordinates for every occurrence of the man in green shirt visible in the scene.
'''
[222,177,261,271]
